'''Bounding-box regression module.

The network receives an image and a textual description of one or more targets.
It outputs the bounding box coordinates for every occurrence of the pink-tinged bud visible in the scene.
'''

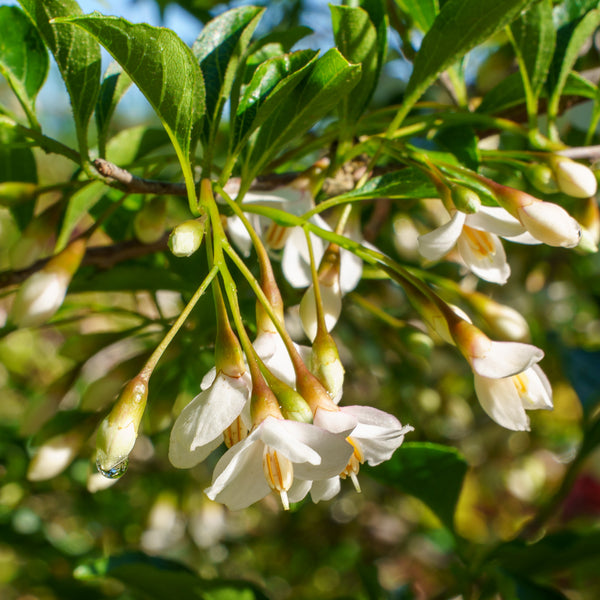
[27,430,85,481]
[134,197,167,244]
[95,373,149,479]
[168,219,205,257]
[489,182,581,248]
[549,156,597,198]
[9,238,86,328]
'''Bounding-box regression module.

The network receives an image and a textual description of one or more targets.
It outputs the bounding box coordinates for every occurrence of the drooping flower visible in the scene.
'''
[473,364,553,430]
[204,415,354,510]
[418,205,535,284]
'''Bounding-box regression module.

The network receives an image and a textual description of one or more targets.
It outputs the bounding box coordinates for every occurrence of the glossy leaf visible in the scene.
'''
[55,181,106,253]
[395,0,438,31]
[244,48,361,180]
[335,167,436,201]
[434,125,480,171]
[74,553,269,600]
[369,442,468,530]
[547,9,600,111]
[245,26,313,72]
[18,0,101,158]
[510,0,556,98]
[404,0,534,112]
[0,5,48,128]
[331,5,379,122]
[553,0,600,28]
[58,14,205,184]
[192,6,263,143]
[232,50,318,154]
[95,62,132,158]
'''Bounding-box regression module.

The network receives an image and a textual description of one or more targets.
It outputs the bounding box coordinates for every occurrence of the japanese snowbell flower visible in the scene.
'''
[169,370,252,469]
[474,364,553,431]
[204,415,354,510]
[295,406,413,502]
[418,205,535,284]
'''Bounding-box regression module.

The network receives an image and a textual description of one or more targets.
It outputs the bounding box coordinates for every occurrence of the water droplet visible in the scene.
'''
[96,457,129,479]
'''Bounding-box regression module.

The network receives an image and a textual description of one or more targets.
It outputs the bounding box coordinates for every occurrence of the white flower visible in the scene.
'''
[169,371,252,469]
[301,405,413,502]
[418,205,533,284]
[473,364,553,430]
[204,416,354,510]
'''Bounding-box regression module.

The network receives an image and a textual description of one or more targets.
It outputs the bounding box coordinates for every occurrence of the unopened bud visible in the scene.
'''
[468,292,530,342]
[524,163,559,194]
[310,330,345,401]
[450,184,481,214]
[9,238,86,327]
[265,373,313,423]
[0,182,37,207]
[574,197,600,253]
[550,156,597,198]
[27,430,85,481]
[134,197,167,244]
[399,328,435,358]
[95,373,149,479]
[168,219,205,257]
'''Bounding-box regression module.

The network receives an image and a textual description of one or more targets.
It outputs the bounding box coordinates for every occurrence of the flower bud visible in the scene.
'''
[134,197,167,244]
[0,182,37,207]
[450,184,481,214]
[9,238,86,328]
[264,371,313,423]
[27,430,85,481]
[549,156,597,198]
[524,163,559,194]
[468,292,530,342]
[95,373,149,479]
[310,329,345,401]
[574,197,600,253]
[168,219,205,257]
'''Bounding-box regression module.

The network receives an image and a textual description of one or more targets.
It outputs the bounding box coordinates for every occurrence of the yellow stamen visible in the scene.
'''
[340,437,364,492]
[462,225,495,258]
[264,223,291,250]
[223,416,248,448]
[262,447,294,510]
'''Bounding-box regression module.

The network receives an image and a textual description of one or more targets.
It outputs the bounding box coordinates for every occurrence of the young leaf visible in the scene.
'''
[510,0,556,98]
[105,126,171,167]
[18,0,101,159]
[243,48,362,181]
[95,62,132,158]
[393,0,439,32]
[232,49,318,155]
[56,14,205,210]
[331,5,379,123]
[0,5,48,129]
[369,441,468,530]
[547,9,600,119]
[553,0,600,28]
[398,0,534,125]
[192,6,263,146]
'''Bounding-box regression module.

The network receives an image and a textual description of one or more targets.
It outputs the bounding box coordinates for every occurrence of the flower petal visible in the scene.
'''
[299,282,342,341]
[466,205,526,238]
[168,372,251,468]
[310,477,341,503]
[473,374,530,431]
[253,331,296,387]
[470,341,544,379]
[517,365,553,410]
[418,211,466,261]
[282,227,323,288]
[457,229,510,284]
[313,407,358,436]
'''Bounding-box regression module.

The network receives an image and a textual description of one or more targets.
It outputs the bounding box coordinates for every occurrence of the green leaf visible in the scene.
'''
[510,0,556,98]
[75,553,269,600]
[55,181,106,252]
[547,9,600,114]
[335,167,436,201]
[192,6,263,146]
[105,126,171,167]
[245,26,313,72]
[232,50,318,155]
[369,441,468,530]
[0,5,48,129]
[95,62,132,158]
[244,48,361,180]
[403,0,535,115]
[553,0,600,28]
[393,0,438,32]
[58,14,205,207]
[331,5,380,123]
[18,0,101,158]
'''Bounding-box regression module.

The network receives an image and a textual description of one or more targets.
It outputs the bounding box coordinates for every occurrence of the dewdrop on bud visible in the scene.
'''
[524,163,559,194]
[168,219,205,257]
[450,184,481,214]
[95,373,149,479]
[134,197,167,244]
[549,156,597,198]
[9,238,86,328]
